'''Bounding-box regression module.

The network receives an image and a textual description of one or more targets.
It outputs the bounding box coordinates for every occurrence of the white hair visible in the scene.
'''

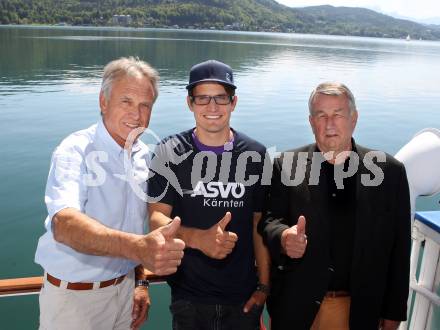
[101,56,159,102]
[308,82,357,115]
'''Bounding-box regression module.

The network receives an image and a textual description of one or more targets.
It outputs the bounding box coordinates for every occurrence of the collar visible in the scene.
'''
[191,128,234,154]
[96,119,124,157]
[184,127,237,152]
[96,119,143,157]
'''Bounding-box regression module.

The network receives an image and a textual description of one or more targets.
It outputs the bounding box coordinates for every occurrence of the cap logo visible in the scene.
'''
[226,72,232,82]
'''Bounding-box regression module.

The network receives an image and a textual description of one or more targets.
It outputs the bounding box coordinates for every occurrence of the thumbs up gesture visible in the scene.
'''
[195,212,238,259]
[281,215,307,259]
[135,217,185,276]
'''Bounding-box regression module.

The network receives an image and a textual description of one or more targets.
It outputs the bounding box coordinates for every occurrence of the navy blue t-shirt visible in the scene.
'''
[147,128,267,304]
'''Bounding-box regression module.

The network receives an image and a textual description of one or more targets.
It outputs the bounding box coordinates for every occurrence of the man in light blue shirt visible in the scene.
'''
[35,57,185,330]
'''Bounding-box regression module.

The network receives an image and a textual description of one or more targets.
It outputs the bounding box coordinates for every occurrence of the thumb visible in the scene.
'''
[218,212,232,230]
[161,216,181,239]
[296,215,306,236]
[243,296,254,313]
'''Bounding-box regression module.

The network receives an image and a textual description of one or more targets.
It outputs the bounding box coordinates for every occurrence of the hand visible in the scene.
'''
[243,290,267,313]
[379,319,400,330]
[134,217,185,275]
[281,215,307,259]
[131,286,150,330]
[195,212,238,259]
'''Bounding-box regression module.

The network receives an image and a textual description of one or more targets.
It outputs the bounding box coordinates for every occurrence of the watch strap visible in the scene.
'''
[135,279,150,288]
[256,283,270,295]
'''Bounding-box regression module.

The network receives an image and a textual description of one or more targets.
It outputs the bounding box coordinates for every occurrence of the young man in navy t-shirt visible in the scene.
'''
[147,60,270,330]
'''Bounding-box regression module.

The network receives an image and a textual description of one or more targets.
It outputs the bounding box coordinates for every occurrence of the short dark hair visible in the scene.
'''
[188,83,236,98]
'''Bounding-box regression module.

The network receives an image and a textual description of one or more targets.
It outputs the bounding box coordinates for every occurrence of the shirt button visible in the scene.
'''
[278,265,284,270]
[332,193,336,197]
[328,267,335,272]
[315,300,321,305]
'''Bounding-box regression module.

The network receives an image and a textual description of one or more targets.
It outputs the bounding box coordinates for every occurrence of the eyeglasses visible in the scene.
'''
[191,94,233,105]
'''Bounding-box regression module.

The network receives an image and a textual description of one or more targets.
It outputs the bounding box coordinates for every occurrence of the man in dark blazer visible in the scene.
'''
[259,82,411,330]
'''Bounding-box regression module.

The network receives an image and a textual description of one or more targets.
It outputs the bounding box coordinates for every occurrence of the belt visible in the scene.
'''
[46,273,126,290]
[325,290,350,298]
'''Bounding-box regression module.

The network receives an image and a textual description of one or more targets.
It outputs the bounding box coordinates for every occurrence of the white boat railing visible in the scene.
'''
[394,127,440,329]
[403,211,440,330]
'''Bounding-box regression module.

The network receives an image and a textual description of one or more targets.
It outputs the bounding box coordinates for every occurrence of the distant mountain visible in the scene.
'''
[1,1,439,40]
[418,18,440,26]
[382,11,440,26]
[295,5,440,40]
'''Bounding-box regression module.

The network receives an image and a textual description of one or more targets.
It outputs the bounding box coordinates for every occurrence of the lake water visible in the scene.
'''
[1,26,440,329]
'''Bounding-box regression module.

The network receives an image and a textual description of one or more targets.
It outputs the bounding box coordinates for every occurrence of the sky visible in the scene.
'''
[276,0,440,20]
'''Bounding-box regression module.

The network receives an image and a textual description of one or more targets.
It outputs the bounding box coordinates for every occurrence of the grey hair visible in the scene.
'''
[100,56,159,102]
[308,82,357,115]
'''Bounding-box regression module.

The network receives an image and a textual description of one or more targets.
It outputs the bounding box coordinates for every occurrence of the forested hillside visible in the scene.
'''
[1,0,439,40]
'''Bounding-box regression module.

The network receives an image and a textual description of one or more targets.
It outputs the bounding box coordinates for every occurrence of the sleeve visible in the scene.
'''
[252,150,269,213]
[381,163,411,321]
[146,142,178,206]
[44,145,87,230]
[257,156,290,265]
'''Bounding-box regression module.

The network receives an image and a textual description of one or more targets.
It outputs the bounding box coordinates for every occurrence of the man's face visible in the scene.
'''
[100,75,154,148]
[187,82,237,135]
[309,93,358,155]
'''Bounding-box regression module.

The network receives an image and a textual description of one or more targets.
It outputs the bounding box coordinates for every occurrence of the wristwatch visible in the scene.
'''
[135,279,150,288]
[256,283,270,295]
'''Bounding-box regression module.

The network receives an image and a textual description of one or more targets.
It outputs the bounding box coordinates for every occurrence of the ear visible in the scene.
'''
[99,92,108,115]
[230,95,238,112]
[351,109,358,129]
[309,115,316,135]
[187,95,194,113]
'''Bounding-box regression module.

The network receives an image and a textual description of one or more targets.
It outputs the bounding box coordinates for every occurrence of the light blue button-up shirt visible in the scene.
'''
[35,120,150,282]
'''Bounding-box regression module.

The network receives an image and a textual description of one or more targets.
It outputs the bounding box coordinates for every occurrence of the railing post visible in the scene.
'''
[400,225,425,330]
[409,232,440,330]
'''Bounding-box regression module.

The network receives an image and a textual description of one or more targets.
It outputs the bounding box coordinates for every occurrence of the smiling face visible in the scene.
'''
[100,75,154,148]
[187,82,237,144]
[309,93,358,156]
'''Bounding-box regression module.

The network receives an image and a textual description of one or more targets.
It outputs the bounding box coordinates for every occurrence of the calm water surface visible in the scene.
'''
[1,26,440,329]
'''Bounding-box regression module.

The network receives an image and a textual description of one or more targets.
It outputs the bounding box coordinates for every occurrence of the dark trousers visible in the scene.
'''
[170,299,263,330]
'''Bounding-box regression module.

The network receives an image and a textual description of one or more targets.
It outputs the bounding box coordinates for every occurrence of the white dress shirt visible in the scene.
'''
[35,120,150,282]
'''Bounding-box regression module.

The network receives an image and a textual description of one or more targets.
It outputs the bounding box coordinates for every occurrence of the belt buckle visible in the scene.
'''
[113,275,124,286]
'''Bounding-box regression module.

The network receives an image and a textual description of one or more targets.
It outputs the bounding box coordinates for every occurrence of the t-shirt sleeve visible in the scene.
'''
[147,143,178,206]
[44,145,87,230]
[252,149,269,213]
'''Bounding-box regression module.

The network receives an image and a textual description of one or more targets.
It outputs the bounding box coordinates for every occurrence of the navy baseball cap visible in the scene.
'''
[186,60,236,90]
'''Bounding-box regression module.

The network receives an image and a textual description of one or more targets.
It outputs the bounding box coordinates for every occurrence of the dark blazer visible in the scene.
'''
[259,142,411,330]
